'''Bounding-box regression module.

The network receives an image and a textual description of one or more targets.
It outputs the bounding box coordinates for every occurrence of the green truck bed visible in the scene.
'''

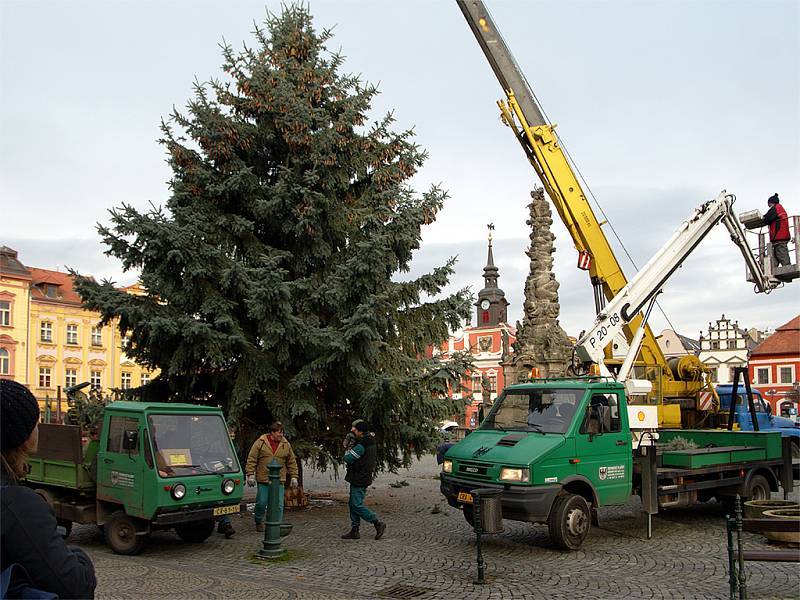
[658,429,783,469]
[25,424,98,492]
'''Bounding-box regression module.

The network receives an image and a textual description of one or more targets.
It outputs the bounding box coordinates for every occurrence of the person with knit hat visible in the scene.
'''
[341,420,386,540]
[1,379,97,599]
[763,193,792,267]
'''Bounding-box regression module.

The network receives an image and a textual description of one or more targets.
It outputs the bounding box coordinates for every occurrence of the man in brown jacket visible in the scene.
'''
[245,422,299,532]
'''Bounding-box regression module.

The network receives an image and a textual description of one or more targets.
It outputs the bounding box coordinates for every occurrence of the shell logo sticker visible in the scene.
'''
[637,410,646,422]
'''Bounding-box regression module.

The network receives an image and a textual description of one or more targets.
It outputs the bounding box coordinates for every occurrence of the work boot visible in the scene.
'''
[341,527,360,539]
[374,520,386,540]
[223,523,236,538]
[255,522,265,533]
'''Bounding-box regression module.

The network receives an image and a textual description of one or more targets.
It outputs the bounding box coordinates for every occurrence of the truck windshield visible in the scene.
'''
[148,414,238,478]
[483,388,583,433]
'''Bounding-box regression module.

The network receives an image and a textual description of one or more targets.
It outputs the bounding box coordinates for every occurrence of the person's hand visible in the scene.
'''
[290,477,298,489]
[247,474,256,487]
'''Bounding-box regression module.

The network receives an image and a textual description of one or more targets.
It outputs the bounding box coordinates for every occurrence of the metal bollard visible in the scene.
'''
[257,459,286,559]
[471,488,503,585]
[735,495,747,600]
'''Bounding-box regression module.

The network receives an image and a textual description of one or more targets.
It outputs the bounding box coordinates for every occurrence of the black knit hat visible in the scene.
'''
[1,380,40,450]
[768,193,779,205]
[354,420,370,433]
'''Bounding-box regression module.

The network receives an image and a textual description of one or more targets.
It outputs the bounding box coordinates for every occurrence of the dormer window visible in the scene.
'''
[42,284,59,298]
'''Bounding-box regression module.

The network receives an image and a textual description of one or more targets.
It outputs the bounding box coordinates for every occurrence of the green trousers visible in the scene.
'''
[349,485,377,528]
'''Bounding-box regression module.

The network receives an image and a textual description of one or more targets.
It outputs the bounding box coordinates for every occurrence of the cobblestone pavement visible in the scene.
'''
[72,455,800,600]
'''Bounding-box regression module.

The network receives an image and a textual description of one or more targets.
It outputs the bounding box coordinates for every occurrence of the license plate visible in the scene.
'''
[457,492,473,504]
[213,504,239,516]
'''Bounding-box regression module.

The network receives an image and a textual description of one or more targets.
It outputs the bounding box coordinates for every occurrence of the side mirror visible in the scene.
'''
[122,430,138,451]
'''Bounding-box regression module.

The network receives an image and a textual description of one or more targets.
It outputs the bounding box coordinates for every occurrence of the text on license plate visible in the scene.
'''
[457,492,473,504]
[213,504,240,516]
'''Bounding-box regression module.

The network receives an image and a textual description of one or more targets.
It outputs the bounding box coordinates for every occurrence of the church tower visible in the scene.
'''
[475,224,509,327]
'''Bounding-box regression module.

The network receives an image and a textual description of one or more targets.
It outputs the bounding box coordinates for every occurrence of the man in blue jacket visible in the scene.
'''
[341,420,386,540]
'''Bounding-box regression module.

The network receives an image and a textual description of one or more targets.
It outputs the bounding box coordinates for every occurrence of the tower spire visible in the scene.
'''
[476,222,508,327]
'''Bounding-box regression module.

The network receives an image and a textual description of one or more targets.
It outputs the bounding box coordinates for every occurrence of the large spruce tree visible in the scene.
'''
[74,5,472,471]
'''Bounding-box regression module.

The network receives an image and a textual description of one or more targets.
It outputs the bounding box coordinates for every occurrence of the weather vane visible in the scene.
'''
[487,222,494,242]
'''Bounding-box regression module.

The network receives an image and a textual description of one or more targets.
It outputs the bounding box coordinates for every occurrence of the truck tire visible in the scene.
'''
[105,511,147,555]
[175,519,215,543]
[744,474,770,501]
[463,507,475,528]
[548,492,590,551]
[57,519,73,539]
[791,441,800,460]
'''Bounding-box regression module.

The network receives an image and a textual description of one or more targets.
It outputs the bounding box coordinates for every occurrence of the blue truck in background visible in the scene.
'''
[716,384,800,458]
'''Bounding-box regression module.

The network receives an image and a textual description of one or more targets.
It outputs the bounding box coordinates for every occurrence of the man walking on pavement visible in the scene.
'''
[763,193,792,267]
[341,420,386,540]
[245,421,299,532]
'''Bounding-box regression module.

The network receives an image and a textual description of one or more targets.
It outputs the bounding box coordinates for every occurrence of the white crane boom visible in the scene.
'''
[575,191,776,371]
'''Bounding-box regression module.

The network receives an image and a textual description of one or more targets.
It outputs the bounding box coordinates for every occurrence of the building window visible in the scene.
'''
[141,372,150,386]
[40,321,53,343]
[91,326,103,347]
[0,348,9,375]
[711,341,720,350]
[0,300,10,326]
[779,367,793,384]
[39,366,52,388]
[710,368,718,383]
[121,372,132,390]
[756,367,770,385]
[487,373,497,393]
[91,370,102,390]
[66,324,78,345]
[472,375,482,395]
[121,335,131,351]
[65,368,77,388]
[44,284,59,298]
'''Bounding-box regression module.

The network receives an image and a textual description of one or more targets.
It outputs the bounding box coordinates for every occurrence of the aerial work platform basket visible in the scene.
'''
[739,211,800,284]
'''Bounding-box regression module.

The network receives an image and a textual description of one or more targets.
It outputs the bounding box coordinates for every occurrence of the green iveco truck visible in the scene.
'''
[440,378,795,550]
[25,401,244,554]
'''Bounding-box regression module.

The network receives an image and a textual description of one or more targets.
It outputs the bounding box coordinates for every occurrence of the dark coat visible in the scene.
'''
[344,433,377,488]
[1,466,97,599]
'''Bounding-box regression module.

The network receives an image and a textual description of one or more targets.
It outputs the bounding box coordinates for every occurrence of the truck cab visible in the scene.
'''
[440,379,633,548]
[715,384,800,454]
[26,401,244,554]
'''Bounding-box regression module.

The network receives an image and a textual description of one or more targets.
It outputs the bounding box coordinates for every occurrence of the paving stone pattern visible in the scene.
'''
[73,455,799,599]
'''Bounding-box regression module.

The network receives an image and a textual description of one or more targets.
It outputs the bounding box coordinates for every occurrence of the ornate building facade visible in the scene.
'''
[434,229,516,427]
[0,246,155,414]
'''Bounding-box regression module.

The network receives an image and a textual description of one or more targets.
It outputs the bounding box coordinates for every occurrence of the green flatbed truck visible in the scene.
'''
[25,401,244,555]
[440,378,795,550]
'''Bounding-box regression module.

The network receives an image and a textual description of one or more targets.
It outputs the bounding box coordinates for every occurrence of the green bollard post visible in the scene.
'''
[257,459,286,559]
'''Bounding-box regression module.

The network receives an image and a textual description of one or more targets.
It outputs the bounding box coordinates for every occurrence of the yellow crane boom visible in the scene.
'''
[457,0,715,424]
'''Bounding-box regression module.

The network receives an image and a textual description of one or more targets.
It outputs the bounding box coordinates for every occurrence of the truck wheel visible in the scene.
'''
[744,474,770,501]
[175,519,215,543]
[548,493,590,551]
[791,441,800,460]
[57,519,73,539]
[463,507,475,528]
[105,511,147,555]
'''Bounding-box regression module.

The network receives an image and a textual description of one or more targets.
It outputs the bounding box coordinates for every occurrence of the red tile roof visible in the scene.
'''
[750,315,800,357]
[27,268,85,306]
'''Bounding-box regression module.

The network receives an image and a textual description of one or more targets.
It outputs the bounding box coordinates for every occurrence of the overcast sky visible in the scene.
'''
[2,0,798,340]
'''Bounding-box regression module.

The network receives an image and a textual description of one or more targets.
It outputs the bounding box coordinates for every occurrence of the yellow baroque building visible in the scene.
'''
[0,246,156,415]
